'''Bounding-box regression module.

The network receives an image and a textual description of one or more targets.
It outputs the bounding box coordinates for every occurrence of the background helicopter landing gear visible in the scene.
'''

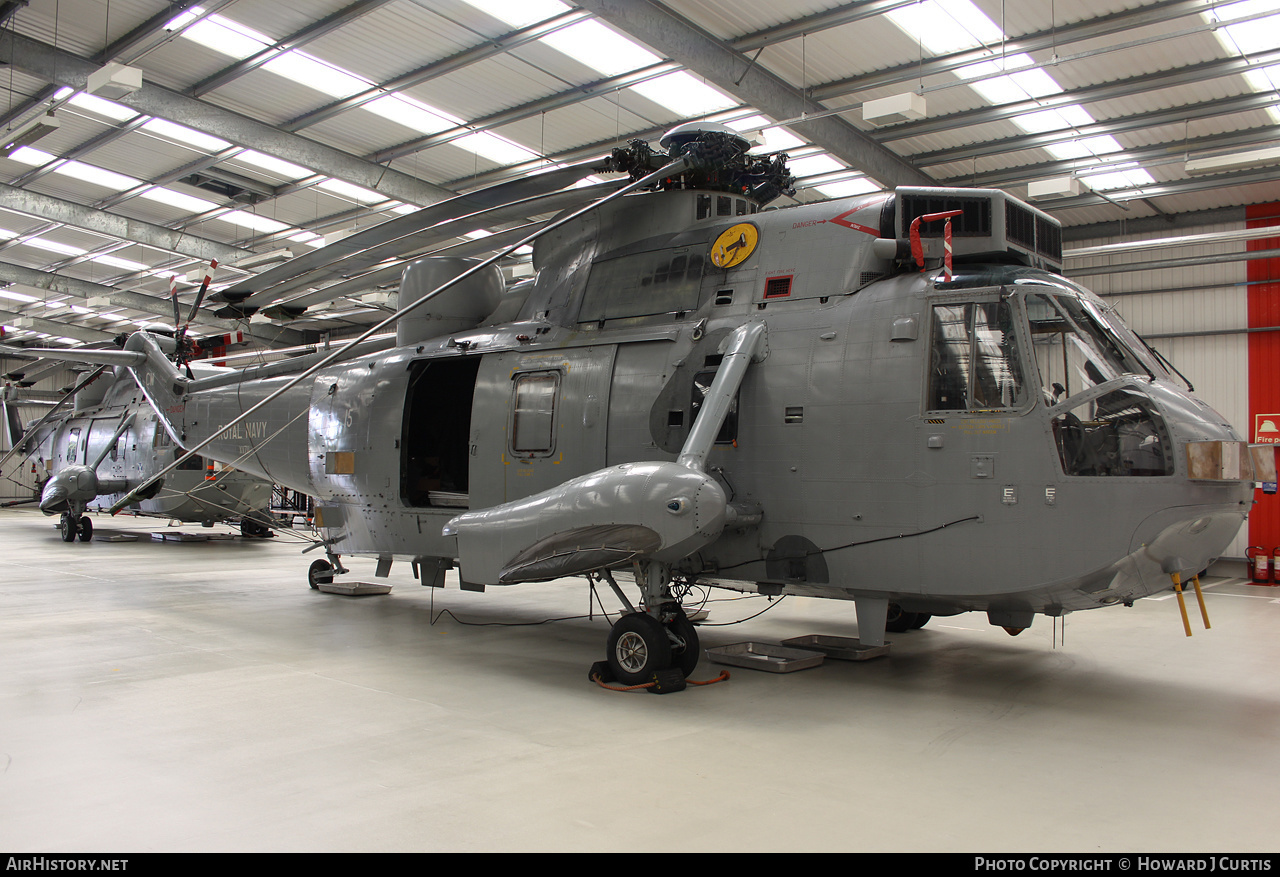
[307,559,334,589]
[239,516,273,538]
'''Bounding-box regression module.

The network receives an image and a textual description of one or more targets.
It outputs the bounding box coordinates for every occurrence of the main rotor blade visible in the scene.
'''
[110,154,692,516]
[231,182,616,313]
[264,219,552,317]
[215,161,604,303]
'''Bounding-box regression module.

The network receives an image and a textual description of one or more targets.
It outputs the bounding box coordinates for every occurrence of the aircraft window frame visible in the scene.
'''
[510,370,560,457]
[925,292,1029,415]
[65,427,80,464]
[1025,291,1154,406]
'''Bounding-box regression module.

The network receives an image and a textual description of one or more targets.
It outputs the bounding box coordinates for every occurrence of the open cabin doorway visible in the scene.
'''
[401,357,480,509]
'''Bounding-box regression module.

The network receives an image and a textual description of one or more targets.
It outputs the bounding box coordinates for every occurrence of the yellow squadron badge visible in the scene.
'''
[709,222,759,269]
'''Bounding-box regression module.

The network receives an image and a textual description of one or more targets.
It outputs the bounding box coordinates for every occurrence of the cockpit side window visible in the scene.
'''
[928,299,1025,411]
[1027,292,1154,404]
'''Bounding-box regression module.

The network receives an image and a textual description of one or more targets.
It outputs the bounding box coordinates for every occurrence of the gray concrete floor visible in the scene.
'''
[1,507,1278,853]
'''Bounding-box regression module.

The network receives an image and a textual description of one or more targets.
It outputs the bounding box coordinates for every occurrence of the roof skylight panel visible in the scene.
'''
[140,118,233,153]
[452,131,540,165]
[630,72,737,117]
[218,210,291,234]
[316,178,390,204]
[462,0,571,29]
[137,186,219,213]
[1078,163,1155,191]
[231,150,313,182]
[64,91,139,123]
[263,51,369,99]
[1204,0,1280,121]
[364,95,458,136]
[538,19,661,76]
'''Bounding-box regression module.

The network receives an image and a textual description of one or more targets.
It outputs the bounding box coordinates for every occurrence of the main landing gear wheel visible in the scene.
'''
[77,516,93,542]
[886,602,918,633]
[308,559,334,589]
[607,612,673,685]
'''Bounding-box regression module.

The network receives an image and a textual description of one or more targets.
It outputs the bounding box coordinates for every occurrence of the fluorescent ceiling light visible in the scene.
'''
[23,237,86,257]
[0,289,38,303]
[141,118,231,152]
[462,0,571,28]
[539,19,660,77]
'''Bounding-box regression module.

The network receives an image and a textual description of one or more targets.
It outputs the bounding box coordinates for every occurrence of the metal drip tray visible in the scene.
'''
[782,635,889,661]
[705,641,825,673]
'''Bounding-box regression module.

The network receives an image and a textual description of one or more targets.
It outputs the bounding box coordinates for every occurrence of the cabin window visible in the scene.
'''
[579,247,705,323]
[697,194,711,220]
[65,428,80,464]
[511,371,559,455]
[928,300,1025,411]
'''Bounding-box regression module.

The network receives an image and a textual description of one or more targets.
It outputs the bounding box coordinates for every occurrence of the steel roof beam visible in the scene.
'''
[574,0,932,188]
[0,31,457,208]
[0,308,116,343]
[0,185,250,264]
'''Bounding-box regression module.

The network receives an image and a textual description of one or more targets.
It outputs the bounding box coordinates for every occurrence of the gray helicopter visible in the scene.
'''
[1,356,275,541]
[2,122,1257,686]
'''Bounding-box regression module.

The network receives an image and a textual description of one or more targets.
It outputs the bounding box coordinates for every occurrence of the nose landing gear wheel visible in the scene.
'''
[77,516,93,542]
[59,514,77,543]
[668,610,701,677]
[606,612,673,685]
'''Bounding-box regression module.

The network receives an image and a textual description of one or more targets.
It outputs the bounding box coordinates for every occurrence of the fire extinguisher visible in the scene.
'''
[1247,546,1272,584]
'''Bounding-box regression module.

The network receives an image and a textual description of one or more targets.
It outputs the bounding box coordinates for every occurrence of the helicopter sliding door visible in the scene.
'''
[468,346,615,509]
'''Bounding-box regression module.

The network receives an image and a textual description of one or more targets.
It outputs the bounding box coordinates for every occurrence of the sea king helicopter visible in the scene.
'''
[1,333,276,541]
[0,122,1257,687]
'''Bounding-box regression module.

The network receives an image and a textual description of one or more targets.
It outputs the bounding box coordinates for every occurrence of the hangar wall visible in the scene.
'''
[1067,214,1272,562]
